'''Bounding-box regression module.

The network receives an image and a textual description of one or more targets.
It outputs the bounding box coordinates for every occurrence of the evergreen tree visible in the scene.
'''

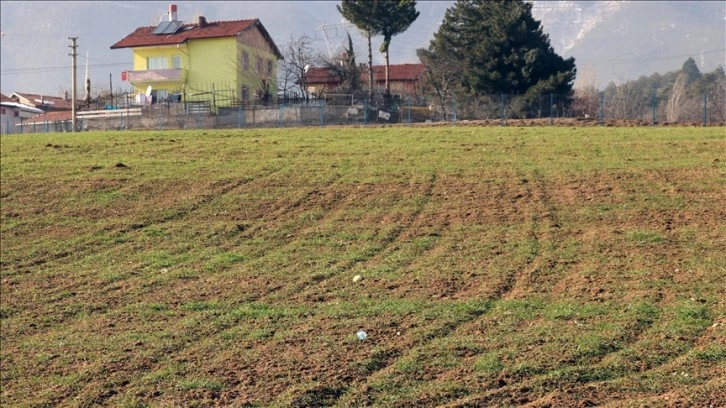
[323,33,362,92]
[338,0,419,98]
[425,0,576,105]
[371,1,420,96]
[681,57,702,86]
[337,0,379,99]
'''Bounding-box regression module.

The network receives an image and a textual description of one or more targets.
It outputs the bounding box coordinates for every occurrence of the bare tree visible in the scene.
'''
[667,73,686,122]
[416,48,461,120]
[279,34,320,102]
[572,64,599,118]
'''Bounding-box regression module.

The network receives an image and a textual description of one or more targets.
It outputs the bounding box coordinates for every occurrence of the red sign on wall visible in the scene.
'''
[121,71,128,81]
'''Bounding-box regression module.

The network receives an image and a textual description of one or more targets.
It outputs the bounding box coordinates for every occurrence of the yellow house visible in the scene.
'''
[111,5,282,107]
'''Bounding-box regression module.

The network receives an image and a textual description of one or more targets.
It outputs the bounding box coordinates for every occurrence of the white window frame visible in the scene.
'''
[147,56,168,70]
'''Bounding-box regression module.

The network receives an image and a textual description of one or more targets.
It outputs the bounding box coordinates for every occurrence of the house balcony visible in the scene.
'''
[128,69,187,85]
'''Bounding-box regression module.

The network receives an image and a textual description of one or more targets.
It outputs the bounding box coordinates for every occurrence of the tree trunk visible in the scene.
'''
[367,30,374,101]
[385,50,390,96]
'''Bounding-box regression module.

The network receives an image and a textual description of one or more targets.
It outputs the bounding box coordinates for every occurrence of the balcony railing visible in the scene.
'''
[128,69,186,84]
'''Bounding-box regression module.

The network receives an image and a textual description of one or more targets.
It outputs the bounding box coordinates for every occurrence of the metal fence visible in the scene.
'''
[4,88,724,135]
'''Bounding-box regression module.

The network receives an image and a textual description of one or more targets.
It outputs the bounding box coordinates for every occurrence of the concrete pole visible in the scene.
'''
[69,37,78,131]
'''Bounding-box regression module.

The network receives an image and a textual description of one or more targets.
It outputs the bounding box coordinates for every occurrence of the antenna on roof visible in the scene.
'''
[316,22,354,59]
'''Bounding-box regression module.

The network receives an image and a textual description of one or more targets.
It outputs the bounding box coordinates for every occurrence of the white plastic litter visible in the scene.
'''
[356,329,368,341]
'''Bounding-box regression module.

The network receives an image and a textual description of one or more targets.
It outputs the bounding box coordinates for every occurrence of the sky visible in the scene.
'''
[1,1,724,97]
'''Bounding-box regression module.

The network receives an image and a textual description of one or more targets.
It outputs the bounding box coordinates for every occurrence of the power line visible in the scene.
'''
[1,62,132,75]
[575,49,725,64]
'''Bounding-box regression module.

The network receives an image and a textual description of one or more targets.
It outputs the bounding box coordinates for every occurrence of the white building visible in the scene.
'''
[1,93,45,134]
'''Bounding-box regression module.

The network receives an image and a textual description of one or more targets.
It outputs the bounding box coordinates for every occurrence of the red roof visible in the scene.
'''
[0,93,13,103]
[111,19,282,59]
[23,111,72,124]
[372,64,426,81]
[303,67,342,85]
[303,63,426,86]
[12,92,76,111]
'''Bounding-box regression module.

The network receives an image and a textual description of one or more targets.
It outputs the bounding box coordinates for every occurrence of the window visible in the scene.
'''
[256,57,262,74]
[242,52,249,71]
[267,60,273,76]
[0,108,5,115]
[147,56,168,70]
[155,89,168,102]
[241,86,249,102]
[172,55,181,69]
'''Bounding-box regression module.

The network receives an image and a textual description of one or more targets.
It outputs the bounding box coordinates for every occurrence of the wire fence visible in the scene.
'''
[3,86,724,135]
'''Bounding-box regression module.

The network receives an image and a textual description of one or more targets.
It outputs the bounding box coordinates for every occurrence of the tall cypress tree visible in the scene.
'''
[372,1,420,96]
[337,0,379,99]
[338,0,420,98]
[427,0,576,98]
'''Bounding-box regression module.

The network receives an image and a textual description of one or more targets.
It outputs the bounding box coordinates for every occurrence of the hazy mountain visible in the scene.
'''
[533,1,726,88]
[1,1,723,97]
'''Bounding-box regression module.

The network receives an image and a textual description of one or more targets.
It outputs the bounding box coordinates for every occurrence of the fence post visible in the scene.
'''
[364,98,368,126]
[550,93,554,125]
[407,96,411,127]
[500,93,505,126]
[452,94,457,126]
[600,93,605,126]
[703,91,707,127]
[319,99,324,127]
[237,105,243,128]
[279,103,284,128]
[652,91,656,126]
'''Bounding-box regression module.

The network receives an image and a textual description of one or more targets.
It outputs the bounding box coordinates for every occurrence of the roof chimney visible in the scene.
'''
[169,4,177,22]
[198,16,207,27]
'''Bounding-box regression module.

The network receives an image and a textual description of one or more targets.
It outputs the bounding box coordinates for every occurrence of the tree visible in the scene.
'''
[416,47,461,120]
[337,0,379,100]
[338,1,420,98]
[424,0,576,114]
[681,57,701,86]
[321,33,363,93]
[372,1,419,96]
[278,34,320,101]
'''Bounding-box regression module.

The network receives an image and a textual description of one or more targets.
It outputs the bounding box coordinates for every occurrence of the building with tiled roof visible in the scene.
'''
[10,92,78,112]
[13,110,73,133]
[111,4,282,108]
[303,63,426,98]
[1,93,46,134]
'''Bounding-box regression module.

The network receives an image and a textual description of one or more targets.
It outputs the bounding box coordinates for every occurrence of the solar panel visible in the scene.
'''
[152,22,172,35]
[167,21,182,34]
[152,20,182,35]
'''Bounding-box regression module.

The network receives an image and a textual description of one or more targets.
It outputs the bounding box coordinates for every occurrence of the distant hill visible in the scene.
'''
[532,1,725,89]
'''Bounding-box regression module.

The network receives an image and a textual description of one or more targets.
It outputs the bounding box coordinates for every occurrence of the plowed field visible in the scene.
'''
[1,126,724,407]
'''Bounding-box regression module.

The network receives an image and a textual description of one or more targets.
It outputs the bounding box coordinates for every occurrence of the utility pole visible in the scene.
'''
[69,37,78,131]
